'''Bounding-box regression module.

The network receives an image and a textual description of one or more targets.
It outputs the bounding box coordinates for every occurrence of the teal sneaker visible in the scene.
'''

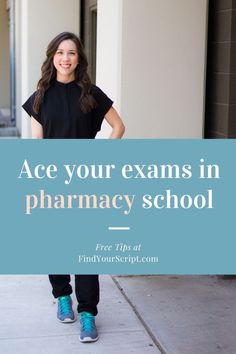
[79,312,98,342]
[57,295,75,323]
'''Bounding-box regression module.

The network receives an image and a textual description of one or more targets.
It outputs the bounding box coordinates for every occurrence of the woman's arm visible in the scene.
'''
[104,107,125,139]
[31,117,43,139]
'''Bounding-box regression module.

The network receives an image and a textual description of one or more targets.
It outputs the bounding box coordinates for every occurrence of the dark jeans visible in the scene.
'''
[49,275,99,316]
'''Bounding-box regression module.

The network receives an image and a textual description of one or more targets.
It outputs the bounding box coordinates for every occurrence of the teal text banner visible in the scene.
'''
[0,139,235,274]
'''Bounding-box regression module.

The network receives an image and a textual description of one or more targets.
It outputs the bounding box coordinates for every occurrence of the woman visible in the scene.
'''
[22,32,125,343]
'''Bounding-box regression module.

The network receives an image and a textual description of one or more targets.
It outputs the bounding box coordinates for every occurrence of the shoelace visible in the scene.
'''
[80,313,95,331]
[59,296,72,314]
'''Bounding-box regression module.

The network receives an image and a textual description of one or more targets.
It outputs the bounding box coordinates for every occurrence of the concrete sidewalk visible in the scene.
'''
[114,275,236,354]
[1,275,236,354]
[0,275,159,354]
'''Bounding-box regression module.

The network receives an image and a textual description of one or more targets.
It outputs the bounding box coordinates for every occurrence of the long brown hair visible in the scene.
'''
[33,32,97,114]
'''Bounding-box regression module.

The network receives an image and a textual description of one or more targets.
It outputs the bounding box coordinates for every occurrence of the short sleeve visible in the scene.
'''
[22,92,42,124]
[91,85,113,134]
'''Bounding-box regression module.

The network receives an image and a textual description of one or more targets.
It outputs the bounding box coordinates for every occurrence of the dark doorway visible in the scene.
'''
[80,0,97,84]
[205,0,236,138]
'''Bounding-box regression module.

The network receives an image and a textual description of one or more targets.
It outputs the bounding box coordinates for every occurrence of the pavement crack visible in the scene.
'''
[111,275,167,354]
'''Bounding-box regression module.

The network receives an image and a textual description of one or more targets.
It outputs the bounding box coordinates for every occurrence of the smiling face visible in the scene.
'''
[53,39,79,82]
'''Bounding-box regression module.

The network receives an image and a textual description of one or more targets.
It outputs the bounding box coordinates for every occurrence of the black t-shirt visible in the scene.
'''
[22,80,113,138]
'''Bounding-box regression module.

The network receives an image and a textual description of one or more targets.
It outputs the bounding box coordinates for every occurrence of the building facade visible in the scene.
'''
[1,0,213,138]
[205,0,236,138]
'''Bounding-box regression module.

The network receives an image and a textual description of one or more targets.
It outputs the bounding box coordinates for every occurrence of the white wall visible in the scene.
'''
[15,0,22,133]
[96,0,122,138]
[97,0,208,138]
[16,0,80,138]
[0,0,10,108]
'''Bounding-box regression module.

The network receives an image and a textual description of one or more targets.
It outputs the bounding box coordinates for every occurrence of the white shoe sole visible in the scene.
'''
[58,317,76,323]
[79,336,99,343]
